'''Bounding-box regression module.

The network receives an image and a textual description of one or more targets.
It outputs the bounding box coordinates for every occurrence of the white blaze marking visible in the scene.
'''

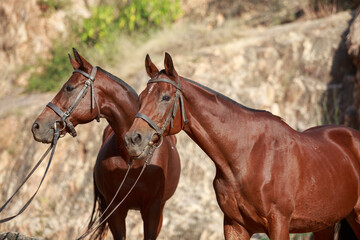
[148,85,154,94]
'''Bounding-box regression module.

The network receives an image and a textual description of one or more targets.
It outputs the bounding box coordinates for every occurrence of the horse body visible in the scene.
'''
[181,80,360,236]
[32,49,180,240]
[95,131,179,208]
[93,131,179,239]
[124,53,360,239]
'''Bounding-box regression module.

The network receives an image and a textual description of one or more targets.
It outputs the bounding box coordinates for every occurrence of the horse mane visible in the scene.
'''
[98,67,138,98]
[183,77,282,119]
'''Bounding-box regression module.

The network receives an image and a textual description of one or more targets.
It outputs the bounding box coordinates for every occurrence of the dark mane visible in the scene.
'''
[183,77,269,114]
[98,67,138,97]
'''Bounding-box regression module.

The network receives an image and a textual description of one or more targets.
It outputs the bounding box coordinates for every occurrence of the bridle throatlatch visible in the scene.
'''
[135,76,188,147]
[47,67,101,137]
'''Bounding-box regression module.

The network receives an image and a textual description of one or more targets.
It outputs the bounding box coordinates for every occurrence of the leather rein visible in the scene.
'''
[135,76,188,146]
[46,67,157,239]
[0,123,61,223]
[0,67,156,240]
[0,67,101,224]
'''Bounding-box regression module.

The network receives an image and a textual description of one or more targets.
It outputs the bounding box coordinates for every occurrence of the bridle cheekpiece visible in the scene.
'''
[46,67,101,137]
[135,76,188,147]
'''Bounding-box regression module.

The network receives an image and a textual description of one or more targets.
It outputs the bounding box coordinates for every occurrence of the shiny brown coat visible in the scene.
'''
[125,53,360,240]
[32,49,180,240]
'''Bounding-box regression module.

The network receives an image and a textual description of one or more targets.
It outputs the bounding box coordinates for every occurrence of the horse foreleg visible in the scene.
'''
[141,202,164,240]
[107,208,127,240]
[267,210,291,240]
[223,216,251,240]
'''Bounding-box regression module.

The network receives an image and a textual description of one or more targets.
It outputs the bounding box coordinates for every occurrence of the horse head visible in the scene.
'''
[32,48,101,143]
[125,53,186,158]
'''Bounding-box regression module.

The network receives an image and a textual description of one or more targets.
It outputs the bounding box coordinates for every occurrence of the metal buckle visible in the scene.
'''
[150,132,163,148]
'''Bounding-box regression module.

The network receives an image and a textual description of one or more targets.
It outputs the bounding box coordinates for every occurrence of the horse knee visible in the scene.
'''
[223,217,250,240]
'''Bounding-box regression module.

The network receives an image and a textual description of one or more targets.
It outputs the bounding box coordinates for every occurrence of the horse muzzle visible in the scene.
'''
[31,120,55,144]
[124,130,161,159]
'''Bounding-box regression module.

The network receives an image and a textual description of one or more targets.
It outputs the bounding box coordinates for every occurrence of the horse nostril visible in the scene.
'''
[133,133,142,145]
[125,132,143,146]
[32,122,40,132]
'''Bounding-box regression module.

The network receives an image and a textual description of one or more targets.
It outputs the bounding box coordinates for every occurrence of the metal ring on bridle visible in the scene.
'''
[54,120,66,132]
[150,132,163,148]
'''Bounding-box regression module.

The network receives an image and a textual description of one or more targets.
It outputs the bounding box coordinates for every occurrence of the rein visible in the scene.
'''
[135,77,188,144]
[0,66,154,240]
[47,67,101,137]
[0,123,60,223]
[76,147,156,240]
[60,68,157,239]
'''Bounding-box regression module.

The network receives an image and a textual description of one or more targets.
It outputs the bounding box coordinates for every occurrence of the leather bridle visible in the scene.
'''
[135,76,188,146]
[46,67,101,137]
[0,67,102,224]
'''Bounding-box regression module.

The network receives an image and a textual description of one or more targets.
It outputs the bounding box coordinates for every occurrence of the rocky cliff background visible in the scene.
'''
[0,0,359,239]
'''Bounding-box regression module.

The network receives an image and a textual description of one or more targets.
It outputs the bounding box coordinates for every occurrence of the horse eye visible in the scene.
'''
[65,84,74,92]
[161,95,171,102]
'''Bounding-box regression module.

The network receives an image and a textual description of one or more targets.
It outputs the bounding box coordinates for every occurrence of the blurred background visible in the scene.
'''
[1,0,360,239]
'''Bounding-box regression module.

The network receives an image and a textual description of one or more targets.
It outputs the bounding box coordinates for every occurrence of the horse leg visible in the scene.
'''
[267,210,291,240]
[107,208,128,240]
[223,216,251,240]
[345,208,360,239]
[141,202,164,240]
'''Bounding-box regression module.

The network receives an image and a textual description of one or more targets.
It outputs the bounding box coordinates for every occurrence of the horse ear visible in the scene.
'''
[72,48,92,69]
[68,53,80,69]
[164,52,178,78]
[145,54,159,78]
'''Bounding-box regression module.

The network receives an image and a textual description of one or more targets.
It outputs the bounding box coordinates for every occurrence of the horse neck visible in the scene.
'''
[180,79,276,175]
[96,71,139,144]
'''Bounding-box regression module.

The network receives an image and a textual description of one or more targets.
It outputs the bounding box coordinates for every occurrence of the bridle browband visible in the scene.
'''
[46,67,101,137]
[135,76,188,146]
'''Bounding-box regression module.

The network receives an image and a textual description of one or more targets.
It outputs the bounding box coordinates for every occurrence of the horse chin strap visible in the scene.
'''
[135,76,188,147]
[46,67,101,137]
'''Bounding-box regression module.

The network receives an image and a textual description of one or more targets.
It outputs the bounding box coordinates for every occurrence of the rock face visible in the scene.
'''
[0,0,92,98]
[0,0,51,96]
[169,11,355,131]
[0,7,358,240]
[343,7,360,129]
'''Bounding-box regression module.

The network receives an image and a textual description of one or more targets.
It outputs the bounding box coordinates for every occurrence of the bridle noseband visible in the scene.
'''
[46,67,101,137]
[135,76,188,146]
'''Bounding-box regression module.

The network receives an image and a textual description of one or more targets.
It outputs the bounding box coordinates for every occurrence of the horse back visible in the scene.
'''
[287,126,360,231]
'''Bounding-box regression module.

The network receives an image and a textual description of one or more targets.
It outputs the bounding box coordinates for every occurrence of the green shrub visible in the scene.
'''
[118,0,183,32]
[26,0,183,92]
[26,43,72,92]
[78,0,183,49]
[80,5,116,47]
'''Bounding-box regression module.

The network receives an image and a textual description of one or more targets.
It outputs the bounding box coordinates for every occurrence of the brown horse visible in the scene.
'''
[124,53,360,240]
[31,49,181,240]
